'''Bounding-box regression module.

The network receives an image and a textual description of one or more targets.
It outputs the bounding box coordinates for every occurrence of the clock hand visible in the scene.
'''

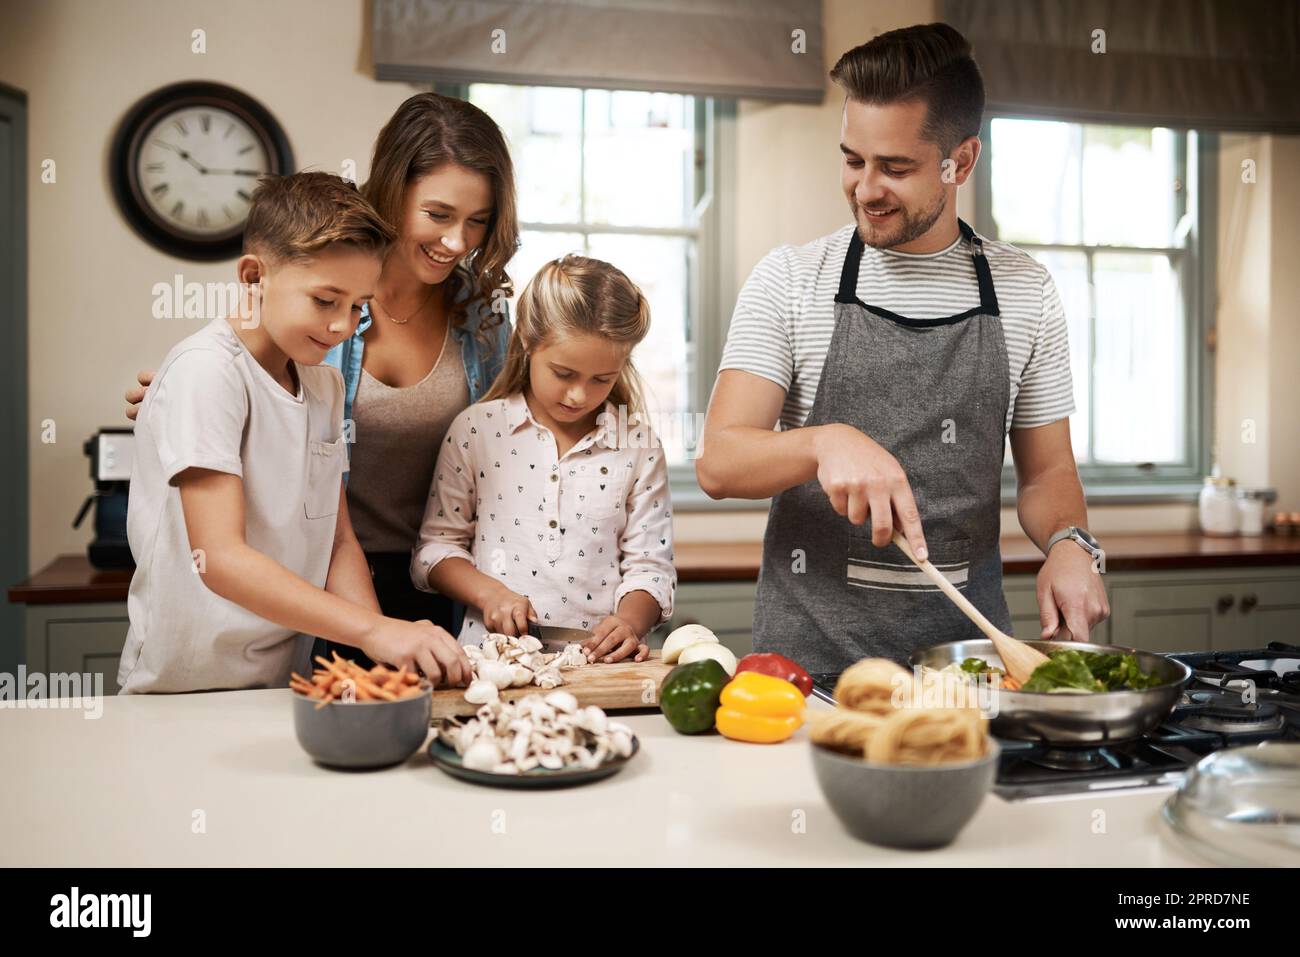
[153,141,209,174]
[201,168,262,177]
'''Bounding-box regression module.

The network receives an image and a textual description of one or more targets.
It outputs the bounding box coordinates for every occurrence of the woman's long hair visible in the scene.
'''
[362,92,519,343]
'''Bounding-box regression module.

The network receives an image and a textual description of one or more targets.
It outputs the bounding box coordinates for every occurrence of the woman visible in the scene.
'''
[126,93,520,650]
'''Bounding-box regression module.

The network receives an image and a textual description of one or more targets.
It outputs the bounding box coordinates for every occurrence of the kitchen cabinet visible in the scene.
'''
[1104,568,1300,653]
[24,602,128,695]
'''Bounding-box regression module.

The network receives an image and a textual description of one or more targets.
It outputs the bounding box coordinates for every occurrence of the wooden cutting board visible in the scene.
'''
[429,651,674,719]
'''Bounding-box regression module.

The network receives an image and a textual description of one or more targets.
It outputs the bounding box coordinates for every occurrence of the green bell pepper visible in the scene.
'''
[659,659,730,734]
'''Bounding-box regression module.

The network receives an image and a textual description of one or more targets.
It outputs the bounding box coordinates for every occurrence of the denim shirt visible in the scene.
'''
[324,281,511,467]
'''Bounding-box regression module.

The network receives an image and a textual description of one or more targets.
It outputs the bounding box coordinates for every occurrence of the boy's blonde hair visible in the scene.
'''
[243,171,396,262]
[482,255,650,414]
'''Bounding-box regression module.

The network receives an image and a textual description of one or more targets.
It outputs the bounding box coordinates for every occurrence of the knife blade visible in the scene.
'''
[526,622,593,651]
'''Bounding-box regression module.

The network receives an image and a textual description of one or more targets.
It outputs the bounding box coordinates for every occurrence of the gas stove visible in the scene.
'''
[811,643,1300,802]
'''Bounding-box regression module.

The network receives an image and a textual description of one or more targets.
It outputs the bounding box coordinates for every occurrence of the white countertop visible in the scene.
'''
[0,690,1210,867]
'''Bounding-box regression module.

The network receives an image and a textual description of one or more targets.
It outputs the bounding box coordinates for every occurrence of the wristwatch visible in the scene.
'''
[1046,526,1103,564]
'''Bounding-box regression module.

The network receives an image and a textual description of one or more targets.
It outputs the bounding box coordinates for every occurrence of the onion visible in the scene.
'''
[661,624,719,664]
[678,641,737,676]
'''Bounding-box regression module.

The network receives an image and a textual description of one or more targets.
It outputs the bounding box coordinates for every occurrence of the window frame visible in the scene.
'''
[974,115,1218,504]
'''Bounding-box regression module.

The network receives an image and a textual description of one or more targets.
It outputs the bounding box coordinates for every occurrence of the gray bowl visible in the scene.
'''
[292,687,432,770]
[811,739,999,849]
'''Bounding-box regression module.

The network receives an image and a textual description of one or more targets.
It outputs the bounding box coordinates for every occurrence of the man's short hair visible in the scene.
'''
[829,22,985,155]
[242,170,396,262]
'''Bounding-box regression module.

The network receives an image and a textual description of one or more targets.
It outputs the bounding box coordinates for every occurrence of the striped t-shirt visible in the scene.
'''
[719,223,1075,434]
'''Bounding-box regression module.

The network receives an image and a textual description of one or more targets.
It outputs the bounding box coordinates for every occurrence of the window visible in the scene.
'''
[449,84,732,482]
[977,117,1215,499]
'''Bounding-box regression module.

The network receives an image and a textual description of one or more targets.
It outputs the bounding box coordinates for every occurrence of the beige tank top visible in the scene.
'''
[347,324,470,552]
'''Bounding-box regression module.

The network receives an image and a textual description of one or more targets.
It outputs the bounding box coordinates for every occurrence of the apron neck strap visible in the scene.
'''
[960,218,1001,317]
[836,218,1001,318]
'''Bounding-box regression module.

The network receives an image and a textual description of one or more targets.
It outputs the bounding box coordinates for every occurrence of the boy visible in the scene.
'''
[120,172,472,693]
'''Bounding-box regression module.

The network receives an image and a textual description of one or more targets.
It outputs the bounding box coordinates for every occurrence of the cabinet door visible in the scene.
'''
[1230,577,1300,650]
[1107,583,1220,654]
[1003,577,1044,642]
[25,604,130,695]
[664,582,756,657]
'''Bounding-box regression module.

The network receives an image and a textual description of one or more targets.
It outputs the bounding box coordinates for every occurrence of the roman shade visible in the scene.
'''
[941,0,1300,133]
[371,0,826,103]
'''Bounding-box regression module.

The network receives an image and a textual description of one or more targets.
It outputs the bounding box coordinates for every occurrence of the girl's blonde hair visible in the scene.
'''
[482,255,651,414]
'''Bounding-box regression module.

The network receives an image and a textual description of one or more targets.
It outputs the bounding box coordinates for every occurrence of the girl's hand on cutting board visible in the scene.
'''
[1037,540,1110,642]
[584,615,649,664]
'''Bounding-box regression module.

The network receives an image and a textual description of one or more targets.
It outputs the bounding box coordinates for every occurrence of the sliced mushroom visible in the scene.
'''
[462,738,499,771]
[477,660,514,690]
[464,679,499,704]
[544,690,579,714]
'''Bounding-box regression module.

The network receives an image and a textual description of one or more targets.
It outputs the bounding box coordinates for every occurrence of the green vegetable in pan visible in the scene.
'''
[1021,650,1162,693]
[959,650,1161,693]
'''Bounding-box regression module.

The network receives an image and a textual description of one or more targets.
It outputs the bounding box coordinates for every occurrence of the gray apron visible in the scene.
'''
[753,219,1012,673]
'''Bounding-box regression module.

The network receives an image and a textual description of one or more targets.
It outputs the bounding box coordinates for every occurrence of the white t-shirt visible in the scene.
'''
[718,223,1076,434]
[119,318,349,694]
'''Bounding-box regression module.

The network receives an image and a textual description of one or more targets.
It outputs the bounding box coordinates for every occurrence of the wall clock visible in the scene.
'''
[110,81,293,261]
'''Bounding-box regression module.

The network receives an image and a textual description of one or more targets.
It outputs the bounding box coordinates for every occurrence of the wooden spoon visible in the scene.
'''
[890,530,1050,685]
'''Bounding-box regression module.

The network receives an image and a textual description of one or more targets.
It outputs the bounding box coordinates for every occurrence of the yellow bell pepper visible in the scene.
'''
[715,671,806,743]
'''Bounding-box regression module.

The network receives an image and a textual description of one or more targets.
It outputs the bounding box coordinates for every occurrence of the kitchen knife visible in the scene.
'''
[526,622,593,651]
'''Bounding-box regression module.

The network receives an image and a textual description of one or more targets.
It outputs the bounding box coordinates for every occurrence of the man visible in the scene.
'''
[696,23,1109,673]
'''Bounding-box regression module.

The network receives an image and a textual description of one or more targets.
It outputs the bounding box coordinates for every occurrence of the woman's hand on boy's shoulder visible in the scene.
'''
[583,615,649,664]
[124,369,154,421]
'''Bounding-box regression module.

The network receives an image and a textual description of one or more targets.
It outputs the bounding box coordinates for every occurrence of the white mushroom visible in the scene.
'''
[544,690,578,714]
[534,668,564,690]
[574,706,608,735]
[464,679,500,704]
[554,643,588,669]
[462,738,499,772]
[477,660,514,690]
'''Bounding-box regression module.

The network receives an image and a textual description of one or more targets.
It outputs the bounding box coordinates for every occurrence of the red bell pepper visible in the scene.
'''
[734,652,813,697]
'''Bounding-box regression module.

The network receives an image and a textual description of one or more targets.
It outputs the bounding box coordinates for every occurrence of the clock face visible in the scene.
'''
[135,106,271,238]
[111,82,293,260]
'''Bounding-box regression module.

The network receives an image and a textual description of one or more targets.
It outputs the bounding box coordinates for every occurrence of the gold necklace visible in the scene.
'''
[376,286,435,325]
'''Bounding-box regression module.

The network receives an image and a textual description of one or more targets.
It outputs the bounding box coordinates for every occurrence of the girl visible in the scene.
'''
[411,256,676,664]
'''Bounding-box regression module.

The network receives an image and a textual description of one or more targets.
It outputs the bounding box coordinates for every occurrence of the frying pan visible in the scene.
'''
[909,638,1192,747]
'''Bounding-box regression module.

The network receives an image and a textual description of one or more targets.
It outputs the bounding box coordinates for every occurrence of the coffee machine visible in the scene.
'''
[72,428,135,569]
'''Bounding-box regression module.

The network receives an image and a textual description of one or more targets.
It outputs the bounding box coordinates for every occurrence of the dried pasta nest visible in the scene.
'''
[811,657,990,766]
